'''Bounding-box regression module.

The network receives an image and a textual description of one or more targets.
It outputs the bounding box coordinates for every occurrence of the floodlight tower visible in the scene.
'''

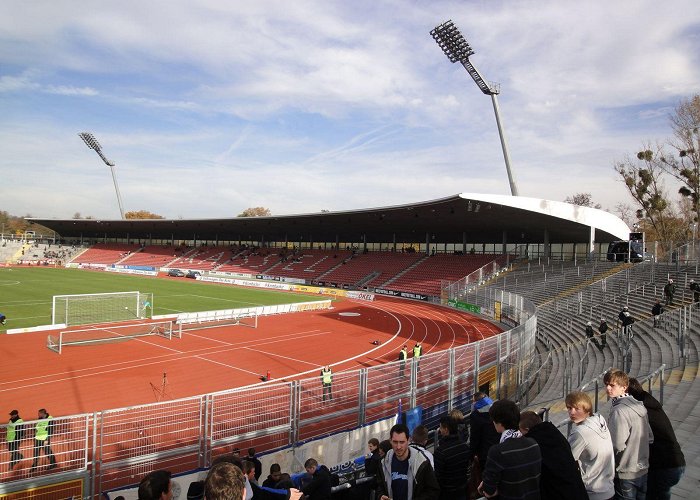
[78,132,126,219]
[431,20,519,196]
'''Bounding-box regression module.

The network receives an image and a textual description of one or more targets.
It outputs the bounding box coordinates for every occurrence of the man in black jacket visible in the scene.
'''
[467,392,500,466]
[519,411,588,500]
[652,300,664,328]
[301,458,332,500]
[628,378,685,499]
[434,415,469,500]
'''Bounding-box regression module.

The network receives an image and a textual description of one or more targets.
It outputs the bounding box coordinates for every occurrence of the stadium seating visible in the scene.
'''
[119,245,188,268]
[168,246,237,271]
[69,243,139,265]
[318,251,424,288]
[215,248,281,274]
[265,249,353,280]
[385,253,509,295]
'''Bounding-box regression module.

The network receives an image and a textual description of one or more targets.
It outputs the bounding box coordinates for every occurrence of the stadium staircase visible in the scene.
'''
[494,260,700,499]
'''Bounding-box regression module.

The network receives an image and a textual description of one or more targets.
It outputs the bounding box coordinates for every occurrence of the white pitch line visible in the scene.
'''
[243,347,319,367]
[194,355,262,376]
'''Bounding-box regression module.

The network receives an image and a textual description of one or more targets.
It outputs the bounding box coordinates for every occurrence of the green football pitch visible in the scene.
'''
[0,267,327,332]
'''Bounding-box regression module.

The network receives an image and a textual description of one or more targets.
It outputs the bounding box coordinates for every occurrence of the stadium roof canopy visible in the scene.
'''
[29,193,630,245]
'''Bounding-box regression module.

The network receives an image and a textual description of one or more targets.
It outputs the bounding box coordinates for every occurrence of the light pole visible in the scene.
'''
[78,132,125,219]
[431,20,519,196]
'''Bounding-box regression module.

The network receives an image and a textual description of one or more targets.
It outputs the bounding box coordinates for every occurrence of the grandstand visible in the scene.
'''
[6,194,695,499]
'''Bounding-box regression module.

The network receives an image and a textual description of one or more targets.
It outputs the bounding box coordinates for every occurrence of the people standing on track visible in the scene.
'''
[398,345,408,377]
[413,342,422,372]
[31,408,57,470]
[663,279,676,306]
[6,409,24,470]
[320,365,333,402]
[652,300,664,328]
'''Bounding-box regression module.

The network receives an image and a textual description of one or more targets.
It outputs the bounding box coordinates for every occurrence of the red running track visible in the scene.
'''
[0,296,502,416]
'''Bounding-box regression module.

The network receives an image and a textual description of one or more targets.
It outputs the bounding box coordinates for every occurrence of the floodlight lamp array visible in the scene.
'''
[78,132,101,151]
[430,20,474,63]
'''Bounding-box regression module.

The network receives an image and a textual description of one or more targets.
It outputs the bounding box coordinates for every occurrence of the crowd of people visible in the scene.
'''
[131,367,684,499]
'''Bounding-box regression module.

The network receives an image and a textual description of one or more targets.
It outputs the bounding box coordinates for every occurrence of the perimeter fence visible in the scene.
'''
[0,290,536,498]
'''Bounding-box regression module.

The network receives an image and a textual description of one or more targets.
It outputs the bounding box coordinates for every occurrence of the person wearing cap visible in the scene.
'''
[32,408,56,470]
[690,279,700,303]
[6,410,24,469]
[663,278,676,306]
[585,321,601,350]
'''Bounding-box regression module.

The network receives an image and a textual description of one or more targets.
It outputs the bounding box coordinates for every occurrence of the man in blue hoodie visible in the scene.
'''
[605,369,653,500]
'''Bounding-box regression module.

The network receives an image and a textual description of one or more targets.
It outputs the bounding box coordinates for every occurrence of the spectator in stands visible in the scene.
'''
[663,279,676,306]
[434,415,469,500]
[262,463,282,488]
[6,409,24,470]
[31,408,56,470]
[365,438,382,488]
[320,365,333,402]
[519,411,587,500]
[410,425,434,467]
[377,423,440,500]
[205,462,246,500]
[585,321,602,350]
[477,400,541,499]
[565,391,615,500]
[467,392,500,467]
[399,345,408,377]
[301,457,332,500]
[185,481,204,500]
[448,408,468,443]
[242,460,300,500]
[247,447,262,481]
[378,440,392,459]
[598,318,609,350]
[618,306,635,336]
[138,469,173,500]
[604,369,653,499]
[652,300,664,328]
[627,378,685,500]
[690,279,700,303]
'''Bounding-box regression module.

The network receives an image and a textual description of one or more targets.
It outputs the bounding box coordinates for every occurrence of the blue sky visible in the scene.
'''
[1,0,699,219]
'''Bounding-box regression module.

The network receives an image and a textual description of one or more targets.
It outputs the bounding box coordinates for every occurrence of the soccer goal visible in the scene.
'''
[52,291,154,326]
[47,320,178,354]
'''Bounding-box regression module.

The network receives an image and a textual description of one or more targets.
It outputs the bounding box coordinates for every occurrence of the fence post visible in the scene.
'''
[291,381,300,446]
[201,395,210,468]
[358,369,368,427]
[448,349,455,409]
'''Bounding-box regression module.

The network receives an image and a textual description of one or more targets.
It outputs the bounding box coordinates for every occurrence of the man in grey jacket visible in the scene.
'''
[566,391,615,500]
[604,369,653,500]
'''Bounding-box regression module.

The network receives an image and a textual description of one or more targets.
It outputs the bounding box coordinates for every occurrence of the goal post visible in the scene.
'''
[52,291,153,326]
[47,320,176,354]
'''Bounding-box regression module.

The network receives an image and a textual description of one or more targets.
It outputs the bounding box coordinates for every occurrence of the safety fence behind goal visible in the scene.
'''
[47,320,176,354]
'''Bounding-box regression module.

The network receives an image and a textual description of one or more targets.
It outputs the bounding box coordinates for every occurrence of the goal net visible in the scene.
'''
[47,320,178,354]
[52,291,154,326]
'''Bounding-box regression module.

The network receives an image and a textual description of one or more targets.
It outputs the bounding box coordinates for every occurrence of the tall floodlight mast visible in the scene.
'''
[431,20,519,196]
[78,132,126,219]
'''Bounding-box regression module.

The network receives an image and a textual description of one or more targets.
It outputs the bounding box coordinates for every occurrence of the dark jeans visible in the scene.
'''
[615,474,647,500]
[8,440,23,468]
[647,466,684,500]
[322,383,332,401]
[33,439,56,466]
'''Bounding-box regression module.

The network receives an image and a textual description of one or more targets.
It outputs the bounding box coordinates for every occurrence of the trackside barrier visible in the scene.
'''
[175,299,332,325]
[0,292,535,498]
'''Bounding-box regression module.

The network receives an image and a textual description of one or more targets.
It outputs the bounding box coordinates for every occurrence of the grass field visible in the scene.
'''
[0,267,327,331]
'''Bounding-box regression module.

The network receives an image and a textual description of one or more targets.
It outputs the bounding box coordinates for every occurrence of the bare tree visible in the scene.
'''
[125,210,165,219]
[661,95,700,224]
[614,145,674,243]
[564,193,602,209]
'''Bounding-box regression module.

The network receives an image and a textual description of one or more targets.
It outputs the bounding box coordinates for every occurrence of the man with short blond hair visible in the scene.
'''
[604,369,653,499]
[205,462,246,500]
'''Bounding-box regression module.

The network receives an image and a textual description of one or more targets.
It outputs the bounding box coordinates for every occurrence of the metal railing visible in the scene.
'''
[0,290,537,497]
